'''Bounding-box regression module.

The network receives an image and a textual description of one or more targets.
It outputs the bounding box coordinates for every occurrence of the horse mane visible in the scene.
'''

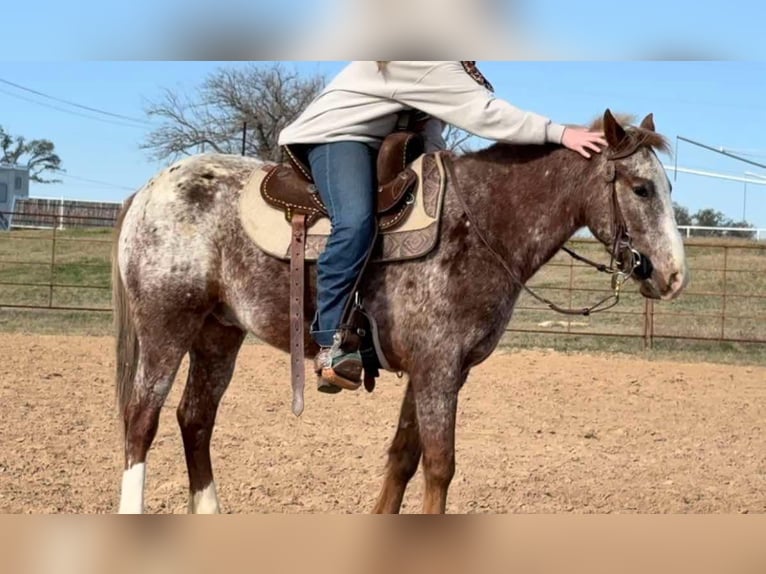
[587,113,672,156]
[465,112,672,160]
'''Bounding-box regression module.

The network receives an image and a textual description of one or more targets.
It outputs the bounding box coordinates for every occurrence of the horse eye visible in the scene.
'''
[633,183,653,198]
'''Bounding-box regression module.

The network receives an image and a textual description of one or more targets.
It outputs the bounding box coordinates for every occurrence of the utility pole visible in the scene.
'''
[743,182,747,221]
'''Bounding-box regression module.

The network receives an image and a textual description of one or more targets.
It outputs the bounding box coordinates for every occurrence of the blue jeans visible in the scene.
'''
[307,141,377,347]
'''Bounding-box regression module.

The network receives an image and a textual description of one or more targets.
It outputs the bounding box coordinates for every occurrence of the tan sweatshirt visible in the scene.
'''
[278,61,567,152]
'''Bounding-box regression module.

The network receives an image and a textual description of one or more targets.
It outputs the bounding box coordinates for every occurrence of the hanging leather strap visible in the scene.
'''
[289,214,306,416]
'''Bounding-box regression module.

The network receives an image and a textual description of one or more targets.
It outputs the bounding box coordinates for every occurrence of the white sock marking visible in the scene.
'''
[118,463,146,514]
[190,482,220,514]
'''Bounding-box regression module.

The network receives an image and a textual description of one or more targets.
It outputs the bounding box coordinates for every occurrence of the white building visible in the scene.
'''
[0,163,30,228]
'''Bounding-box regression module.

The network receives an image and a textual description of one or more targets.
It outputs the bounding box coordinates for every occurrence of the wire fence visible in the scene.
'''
[0,210,764,351]
[0,210,114,314]
[508,238,766,348]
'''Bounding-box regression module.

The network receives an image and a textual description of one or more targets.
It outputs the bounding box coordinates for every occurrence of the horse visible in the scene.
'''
[112,110,688,514]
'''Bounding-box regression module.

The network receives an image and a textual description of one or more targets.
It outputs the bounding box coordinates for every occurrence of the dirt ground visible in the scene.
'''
[0,334,763,514]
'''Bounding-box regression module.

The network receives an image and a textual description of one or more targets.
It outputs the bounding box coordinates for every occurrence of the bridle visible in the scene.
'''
[445,136,653,317]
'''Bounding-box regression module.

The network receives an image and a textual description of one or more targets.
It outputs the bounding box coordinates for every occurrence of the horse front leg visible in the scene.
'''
[372,380,421,514]
[412,361,462,514]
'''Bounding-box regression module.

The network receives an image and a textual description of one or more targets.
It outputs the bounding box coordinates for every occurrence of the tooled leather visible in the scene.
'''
[377,169,416,214]
[379,199,414,231]
[261,165,327,221]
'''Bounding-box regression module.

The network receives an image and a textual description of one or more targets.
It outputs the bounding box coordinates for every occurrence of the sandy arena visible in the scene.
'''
[0,334,763,513]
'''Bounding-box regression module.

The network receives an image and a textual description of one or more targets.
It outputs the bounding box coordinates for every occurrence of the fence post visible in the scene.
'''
[48,224,57,309]
[643,298,650,350]
[567,252,574,333]
[643,298,655,350]
[720,246,729,341]
[58,197,65,230]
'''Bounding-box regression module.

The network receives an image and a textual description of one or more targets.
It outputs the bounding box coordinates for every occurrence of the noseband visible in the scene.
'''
[446,137,650,317]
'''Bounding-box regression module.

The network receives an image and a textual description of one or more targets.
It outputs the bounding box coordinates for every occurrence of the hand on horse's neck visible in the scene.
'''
[460,147,599,283]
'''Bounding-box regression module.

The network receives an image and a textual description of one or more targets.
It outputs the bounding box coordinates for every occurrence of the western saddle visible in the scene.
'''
[259,118,427,416]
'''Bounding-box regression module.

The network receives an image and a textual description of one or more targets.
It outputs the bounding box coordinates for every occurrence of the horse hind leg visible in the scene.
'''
[372,381,422,514]
[177,316,245,514]
[119,316,203,514]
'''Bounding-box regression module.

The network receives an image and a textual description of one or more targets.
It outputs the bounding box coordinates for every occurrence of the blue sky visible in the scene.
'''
[517,0,766,60]
[1,0,764,61]
[1,61,765,227]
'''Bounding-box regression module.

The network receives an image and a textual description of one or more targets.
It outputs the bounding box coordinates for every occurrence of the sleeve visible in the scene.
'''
[392,62,567,145]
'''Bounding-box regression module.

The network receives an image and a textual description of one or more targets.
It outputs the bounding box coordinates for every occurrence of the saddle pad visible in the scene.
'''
[239,153,447,263]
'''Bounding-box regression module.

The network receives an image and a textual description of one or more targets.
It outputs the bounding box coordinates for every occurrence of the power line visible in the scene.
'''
[58,173,135,191]
[0,77,151,126]
[0,87,149,130]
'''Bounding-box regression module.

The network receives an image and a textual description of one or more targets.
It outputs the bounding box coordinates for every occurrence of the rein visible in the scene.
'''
[444,143,646,317]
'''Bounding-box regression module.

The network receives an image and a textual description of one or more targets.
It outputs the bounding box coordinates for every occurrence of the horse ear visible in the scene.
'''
[603,109,626,147]
[640,113,655,132]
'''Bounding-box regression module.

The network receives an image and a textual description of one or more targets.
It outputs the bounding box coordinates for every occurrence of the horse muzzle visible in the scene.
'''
[638,255,688,301]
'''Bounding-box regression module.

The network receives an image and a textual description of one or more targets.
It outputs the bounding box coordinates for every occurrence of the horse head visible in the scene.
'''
[586,109,689,301]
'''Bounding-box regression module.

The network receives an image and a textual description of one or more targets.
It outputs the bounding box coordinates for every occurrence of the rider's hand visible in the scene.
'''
[561,127,608,159]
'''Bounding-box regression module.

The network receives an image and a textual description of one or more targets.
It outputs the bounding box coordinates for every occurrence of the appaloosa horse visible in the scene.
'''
[113,110,688,514]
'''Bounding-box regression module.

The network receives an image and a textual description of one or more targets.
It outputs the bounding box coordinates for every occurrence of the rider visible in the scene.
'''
[278,61,606,393]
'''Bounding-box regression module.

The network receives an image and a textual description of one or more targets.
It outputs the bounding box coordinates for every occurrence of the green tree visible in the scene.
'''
[673,202,692,226]
[0,126,63,183]
[721,219,755,239]
[692,208,727,229]
[688,208,755,239]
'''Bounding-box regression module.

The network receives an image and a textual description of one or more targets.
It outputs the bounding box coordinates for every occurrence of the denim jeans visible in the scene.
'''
[307,141,377,347]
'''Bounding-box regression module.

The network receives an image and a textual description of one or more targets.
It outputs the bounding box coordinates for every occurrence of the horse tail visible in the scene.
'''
[112,193,138,418]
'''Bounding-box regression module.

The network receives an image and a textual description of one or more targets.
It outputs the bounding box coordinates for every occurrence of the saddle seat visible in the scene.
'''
[260,131,424,232]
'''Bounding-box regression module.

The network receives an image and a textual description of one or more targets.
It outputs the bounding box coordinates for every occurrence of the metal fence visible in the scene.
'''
[508,238,766,348]
[677,225,766,241]
[0,211,764,349]
[0,210,114,313]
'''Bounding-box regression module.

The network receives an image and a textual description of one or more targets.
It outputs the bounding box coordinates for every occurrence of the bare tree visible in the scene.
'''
[143,62,485,162]
[142,63,324,162]
[444,124,478,154]
[0,126,63,183]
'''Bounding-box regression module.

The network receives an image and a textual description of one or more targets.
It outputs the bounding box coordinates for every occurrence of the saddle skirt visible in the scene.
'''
[239,153,448,263]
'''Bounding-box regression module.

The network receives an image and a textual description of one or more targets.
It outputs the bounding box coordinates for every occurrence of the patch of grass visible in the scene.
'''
[505,239,766,363]
[0,227,111,311]
[0,308,112,335]
[498,331,766,366]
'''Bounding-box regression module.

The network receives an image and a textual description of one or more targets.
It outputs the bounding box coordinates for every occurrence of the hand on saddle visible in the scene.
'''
[561,127,608,159]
